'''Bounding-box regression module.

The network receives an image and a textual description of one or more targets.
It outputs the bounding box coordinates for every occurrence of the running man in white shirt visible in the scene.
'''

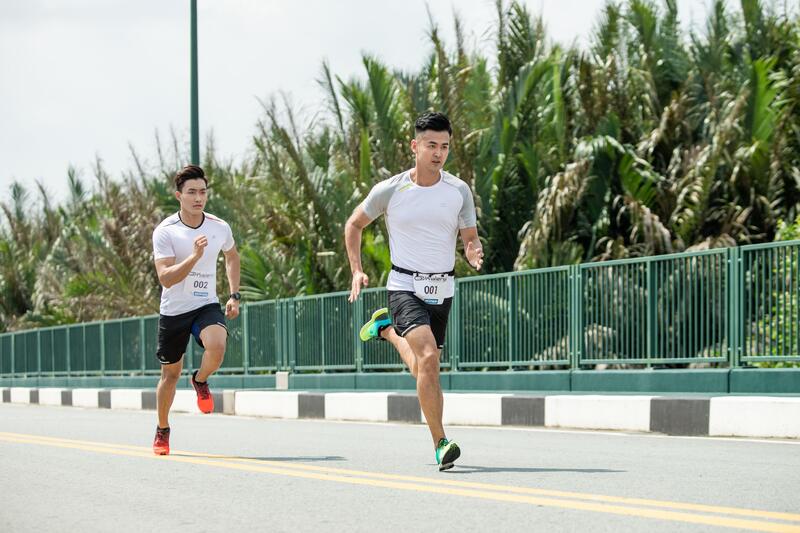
[345,112,484,471]
[150,165,241,455]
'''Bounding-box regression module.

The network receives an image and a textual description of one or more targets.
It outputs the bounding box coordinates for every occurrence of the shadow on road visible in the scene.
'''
[241,456,347,463]
[443,465,625,474]
[170,452,347,462]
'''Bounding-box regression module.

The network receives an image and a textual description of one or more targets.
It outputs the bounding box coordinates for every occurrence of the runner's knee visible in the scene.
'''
[160,366,181,383]
[204,338,226,357]
[417,350,440,373]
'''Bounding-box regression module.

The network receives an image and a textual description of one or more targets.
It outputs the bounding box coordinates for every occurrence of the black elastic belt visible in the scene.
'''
[391,264,455,277]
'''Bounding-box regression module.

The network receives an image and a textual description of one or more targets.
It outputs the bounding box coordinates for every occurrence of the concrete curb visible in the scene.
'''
[1,386,798,439]
[546,395,653,432]
[650,398,710,436]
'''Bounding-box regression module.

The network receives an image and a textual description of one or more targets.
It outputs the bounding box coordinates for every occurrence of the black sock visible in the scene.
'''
[376,324,393,340]
[192,370,206,384]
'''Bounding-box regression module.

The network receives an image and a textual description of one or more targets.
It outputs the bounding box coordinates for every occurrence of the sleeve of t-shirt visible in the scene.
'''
[458,182,478,229]
[152,226,175,260]
[222,223,235,252]
[360,179,395,221]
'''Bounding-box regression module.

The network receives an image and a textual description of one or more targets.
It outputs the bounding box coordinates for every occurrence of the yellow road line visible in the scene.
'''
[1,432,798,532]
[2,431,797,523]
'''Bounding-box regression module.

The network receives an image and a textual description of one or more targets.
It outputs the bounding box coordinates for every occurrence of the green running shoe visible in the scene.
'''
[435,438,460,471]
[359,307,392,341]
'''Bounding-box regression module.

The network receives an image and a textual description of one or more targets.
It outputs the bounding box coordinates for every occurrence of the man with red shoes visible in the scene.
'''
[150,164,241,455]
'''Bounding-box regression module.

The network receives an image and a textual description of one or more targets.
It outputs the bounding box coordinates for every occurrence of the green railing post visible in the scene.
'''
[18,333,24,377]
[16,332,22,376]
[284,299,291,371]
[288,299,297,372]
[284,300,290,371]
[139,318,146,375]
[738,246,746,368]
[275,300,284,370]
[10,333,15,376]
[353,297,364,373]
[736,247,742,367]
[567,266,573,368]
[37,330,42,378]
[507,275,516,370]
[646,259,657,361]
[242,303,250,374]
[568,266,576,369]
[450,280,461,371]
[727,246,736,368]
[65,327,71,376]
[570,265,584,370]
[82,326,88,376]
[320,298,327,372]
[99,322,106,377]
[727,247,734,368]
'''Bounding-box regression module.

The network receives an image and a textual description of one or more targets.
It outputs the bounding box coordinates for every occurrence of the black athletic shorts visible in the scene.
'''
[387,291,453,349]
[156,303,227,365]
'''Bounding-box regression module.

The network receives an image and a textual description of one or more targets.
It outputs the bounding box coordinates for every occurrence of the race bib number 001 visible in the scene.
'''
[184,271,215,299]
[412,273,454,305]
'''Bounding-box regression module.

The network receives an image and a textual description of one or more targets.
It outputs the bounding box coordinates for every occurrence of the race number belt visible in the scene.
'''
[391,264,455,305]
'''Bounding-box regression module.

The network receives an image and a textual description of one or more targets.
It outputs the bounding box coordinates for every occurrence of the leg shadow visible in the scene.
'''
[443,465,625,474]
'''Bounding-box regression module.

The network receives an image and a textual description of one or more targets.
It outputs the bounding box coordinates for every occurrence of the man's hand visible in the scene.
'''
[193,235,208,259]
[466,241,484,271]
[225,298,240,319]
[349,271,369,302]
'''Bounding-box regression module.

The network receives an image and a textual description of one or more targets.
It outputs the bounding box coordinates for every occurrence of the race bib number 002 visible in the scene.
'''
[412,273,454,305]
[184,271,215,299]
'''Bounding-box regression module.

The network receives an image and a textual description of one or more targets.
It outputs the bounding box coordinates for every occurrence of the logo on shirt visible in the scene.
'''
[398,183,413,193]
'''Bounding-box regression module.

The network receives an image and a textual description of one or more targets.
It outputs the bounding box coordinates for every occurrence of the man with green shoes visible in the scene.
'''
[345,111,484,471]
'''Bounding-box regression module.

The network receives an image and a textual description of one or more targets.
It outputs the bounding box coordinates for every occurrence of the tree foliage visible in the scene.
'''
[1,0,798,331]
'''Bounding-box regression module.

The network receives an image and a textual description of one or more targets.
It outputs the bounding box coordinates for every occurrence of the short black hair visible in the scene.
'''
[174,165,207,191]
[414,111,452,136]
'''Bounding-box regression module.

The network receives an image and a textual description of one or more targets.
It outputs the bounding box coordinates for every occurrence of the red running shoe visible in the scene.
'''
[191,370,214,414]
[153,426,170,455]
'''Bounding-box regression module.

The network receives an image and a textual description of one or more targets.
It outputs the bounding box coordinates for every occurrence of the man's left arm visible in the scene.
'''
[459,226,484,271]
[223,245,241,319]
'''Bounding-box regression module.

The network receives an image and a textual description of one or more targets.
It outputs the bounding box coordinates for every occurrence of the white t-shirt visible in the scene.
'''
[152,212,235,316]
[361,169,477,292]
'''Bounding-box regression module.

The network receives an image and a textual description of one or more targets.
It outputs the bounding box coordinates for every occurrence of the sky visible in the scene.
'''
[0,0,722,205]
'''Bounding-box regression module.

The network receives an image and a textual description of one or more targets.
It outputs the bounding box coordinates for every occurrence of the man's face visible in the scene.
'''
[411,129,450,172]
[175,178,208,214]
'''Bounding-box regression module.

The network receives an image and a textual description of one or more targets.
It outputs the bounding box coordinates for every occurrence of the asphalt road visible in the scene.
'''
[1,404,799,532]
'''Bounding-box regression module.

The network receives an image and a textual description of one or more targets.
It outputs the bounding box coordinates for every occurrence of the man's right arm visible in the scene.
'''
[345,206,373,302]
[154,235,207,288]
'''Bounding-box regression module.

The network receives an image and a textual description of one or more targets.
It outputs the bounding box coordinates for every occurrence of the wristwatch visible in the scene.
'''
[229,292,241,301]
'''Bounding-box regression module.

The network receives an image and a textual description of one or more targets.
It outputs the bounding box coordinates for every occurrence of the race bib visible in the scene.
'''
[412,273,454,305]
[183,271,215,299]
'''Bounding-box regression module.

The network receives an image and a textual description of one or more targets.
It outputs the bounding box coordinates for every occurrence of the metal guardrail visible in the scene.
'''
[0,241,798,377]
[578,249,730,366]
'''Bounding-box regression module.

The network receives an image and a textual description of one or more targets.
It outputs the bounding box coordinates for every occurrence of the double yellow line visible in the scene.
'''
[1,431,799,532]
